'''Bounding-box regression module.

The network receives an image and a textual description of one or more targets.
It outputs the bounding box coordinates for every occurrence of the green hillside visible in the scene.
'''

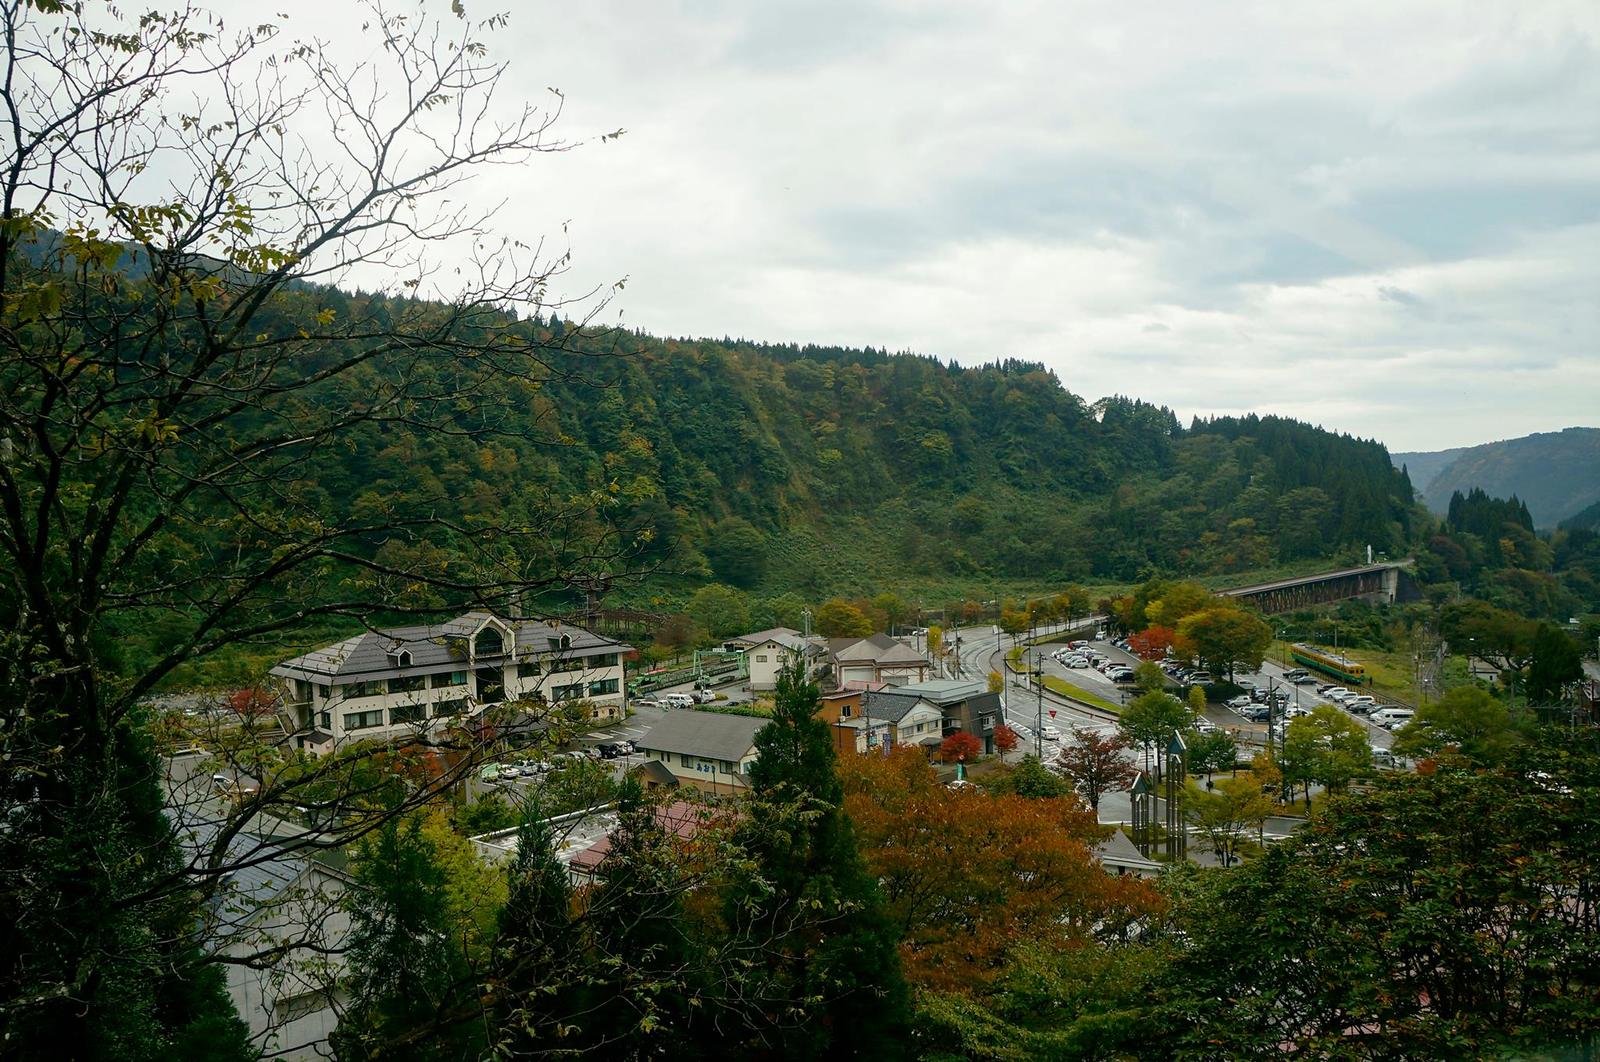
[1396,427,1600,527]
[511,326,1420,601]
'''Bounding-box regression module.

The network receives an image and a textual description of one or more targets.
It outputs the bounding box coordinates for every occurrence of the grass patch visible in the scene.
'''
[1040,675,1123,714]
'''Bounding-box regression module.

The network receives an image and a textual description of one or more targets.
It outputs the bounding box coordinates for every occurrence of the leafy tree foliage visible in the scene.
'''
[1152,746,1600,1058]
[1055,727,1137,812]
[1174,606,1272,681]
[938,731,983,764]
[686,583,751,639]
[703,516,769,588]
[1118,692,1193,777]
[1128,625,1175,660]
[1391,686,1520,765]
[1527,622,1585,703]
[814,598,873,638]
[1182,774,1275,866]
[1281,705,1371,797]
[1183,728,1239,777]
[841,749,1159,993]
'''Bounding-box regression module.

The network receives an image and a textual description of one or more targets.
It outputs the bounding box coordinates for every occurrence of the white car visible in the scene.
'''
[1040,725,1062,742]
[1325,688,1352,703]
[1193,717,1220,734]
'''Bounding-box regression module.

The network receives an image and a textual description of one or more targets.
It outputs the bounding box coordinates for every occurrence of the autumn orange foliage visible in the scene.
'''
[840,748,1161,992]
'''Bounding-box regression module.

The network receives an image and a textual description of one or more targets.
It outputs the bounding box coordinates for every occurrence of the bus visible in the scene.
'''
[1290,643,1367,686]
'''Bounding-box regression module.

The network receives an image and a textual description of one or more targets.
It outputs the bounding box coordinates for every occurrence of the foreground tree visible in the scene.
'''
[0,0,635,1050]
[333,817,480,1060]
[727,661,911,1057]
[1154,744,1600,1057]
[842,749,1158,993]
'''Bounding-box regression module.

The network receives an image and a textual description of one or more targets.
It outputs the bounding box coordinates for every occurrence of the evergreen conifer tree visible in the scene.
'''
[728,661,911,1059]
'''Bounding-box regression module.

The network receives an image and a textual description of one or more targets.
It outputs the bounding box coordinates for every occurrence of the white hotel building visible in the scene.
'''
[270,612,630,754]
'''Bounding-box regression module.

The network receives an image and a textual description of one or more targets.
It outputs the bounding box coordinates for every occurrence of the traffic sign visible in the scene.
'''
[1048,709,1057,718]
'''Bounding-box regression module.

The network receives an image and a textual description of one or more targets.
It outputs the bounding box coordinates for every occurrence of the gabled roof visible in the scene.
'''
[829,633,930,667]
[636,710,768,762]
[862,690,934,724]
[727,627,809,651]
[270,612,630,681]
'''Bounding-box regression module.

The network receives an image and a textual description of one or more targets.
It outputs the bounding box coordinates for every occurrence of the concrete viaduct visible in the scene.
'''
[1219,563,1417,615]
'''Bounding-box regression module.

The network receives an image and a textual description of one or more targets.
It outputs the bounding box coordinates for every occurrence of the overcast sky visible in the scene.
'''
[266,1,1599,453]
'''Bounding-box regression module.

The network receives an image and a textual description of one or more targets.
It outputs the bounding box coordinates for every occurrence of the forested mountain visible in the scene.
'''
[1396,427,1600,528]
[305,300,1420,603]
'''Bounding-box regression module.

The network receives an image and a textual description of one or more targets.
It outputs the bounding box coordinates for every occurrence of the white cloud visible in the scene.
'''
[215,0,1600,451]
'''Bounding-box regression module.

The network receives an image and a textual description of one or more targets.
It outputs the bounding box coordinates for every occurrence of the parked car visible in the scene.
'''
[1186,671,1214,685]
[1064,656,1089,668]
[1242,706,1272,722]
[1282,668,1309,681]
[1370,707,1415,729]
[1344,696,1377,714]
[1290,673,1318,684]
[1316,683,1344,696]
[1192,717,1220,734]
[613,740,635,755]
[1225,695,1253,710]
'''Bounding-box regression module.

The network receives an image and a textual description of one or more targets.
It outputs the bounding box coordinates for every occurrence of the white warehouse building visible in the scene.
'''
[270,611,630,754]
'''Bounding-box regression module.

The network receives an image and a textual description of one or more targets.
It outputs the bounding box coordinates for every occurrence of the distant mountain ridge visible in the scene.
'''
[1395,427,1600,528]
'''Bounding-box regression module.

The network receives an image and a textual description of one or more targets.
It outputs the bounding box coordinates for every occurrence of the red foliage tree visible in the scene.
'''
[1055,726,1139,812]
[1128,626,1176,660]
[992,724,1020,755]
[227,686,277,717]
[938,731,983,763]
[841,749,1162,991]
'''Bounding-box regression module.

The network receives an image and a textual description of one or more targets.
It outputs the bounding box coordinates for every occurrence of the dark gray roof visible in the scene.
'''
[637,710,768,762]
[862,690,929,723]
[270,611,630,682]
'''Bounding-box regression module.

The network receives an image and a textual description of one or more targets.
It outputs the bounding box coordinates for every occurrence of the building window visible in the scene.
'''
[387,675,425,694]
[840,705,852,719]
[344,709,384,731]
[475,627,504,657]
[553,683,584,702]
[342,681,382,699]
[433,698,466,717]
[980,714,994,729]
[316,684,330,699]
[517,661,541,678]
[588,678,619,697]
[755,655,768,663]
[391,703,425,724]
[588,653,618,668]
[430,671,466,689]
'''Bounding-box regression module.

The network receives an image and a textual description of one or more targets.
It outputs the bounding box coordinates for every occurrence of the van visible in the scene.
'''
[662,693,695,710]
[1370,707,1414,730]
